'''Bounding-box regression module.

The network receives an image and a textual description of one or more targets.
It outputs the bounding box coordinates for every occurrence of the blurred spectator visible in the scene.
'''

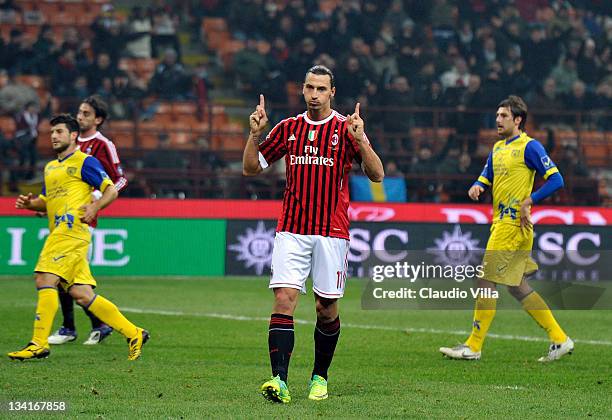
[512,24,565,85]
[72,76,90,99]
[447,151,482,203]
[549,57,579,96]
[557,145,589,178]
[51,49,80,97]
[440,57,470,91]
[385,160,403,178]
[0,0,19,24]
[111,71,146,119]
[125,6,152,59]
[594,80,612,129]
[381,76,413,148]
[234,39,271,95]
[335,56,370,109]
[91,4,124,63]
[148,48,192,100]
[143,133,190,197]
[87,53,116,93]
[95,77,114,103]
[415,80,449,126]
[477,37,498,68]
[563,80,598,125]
[5,29,27,72]
[227,0,266,40]
[531,77,564,127]
[32,25,60,74]
[455,75,486,143]
[13,101,39,180]
[409,145,439,202]
[151,7,180,59]
[0,69,39,114]
[383,0,409,35]
[370,38,398,87]
[287,38,318,82]
[577,38,602,86]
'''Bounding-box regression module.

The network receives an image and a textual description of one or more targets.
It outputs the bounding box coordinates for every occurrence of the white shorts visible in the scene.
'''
[269,232,350,299]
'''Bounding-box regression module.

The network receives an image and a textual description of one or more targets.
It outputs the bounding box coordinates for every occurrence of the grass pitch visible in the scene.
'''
[1,276,611,418]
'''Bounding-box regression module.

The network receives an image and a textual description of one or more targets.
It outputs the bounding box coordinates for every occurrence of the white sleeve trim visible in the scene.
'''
[258,152,269,169]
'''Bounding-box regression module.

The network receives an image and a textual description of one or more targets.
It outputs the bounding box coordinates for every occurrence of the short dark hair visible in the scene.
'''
[305,65,335,88]
[50,114,79,133]
[81,95,108,127]
[498,95,528,130]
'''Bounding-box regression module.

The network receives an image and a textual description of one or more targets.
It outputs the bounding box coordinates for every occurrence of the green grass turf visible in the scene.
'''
[1,276,611,418]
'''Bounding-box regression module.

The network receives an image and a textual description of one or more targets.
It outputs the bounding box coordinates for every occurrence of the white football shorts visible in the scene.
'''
[269,231,350,298]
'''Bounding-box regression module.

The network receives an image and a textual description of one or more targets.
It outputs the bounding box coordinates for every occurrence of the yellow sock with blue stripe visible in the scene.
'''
[465,297,497,352]
[31,287,59,347]
[521,291,567,344]
[86,295,138,338]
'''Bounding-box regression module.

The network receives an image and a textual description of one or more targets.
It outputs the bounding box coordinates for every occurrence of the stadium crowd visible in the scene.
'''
[0,0,610,204]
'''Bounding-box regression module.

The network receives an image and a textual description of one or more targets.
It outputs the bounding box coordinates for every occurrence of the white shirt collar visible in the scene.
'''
[78,131,100,142]
[303,110,336,125]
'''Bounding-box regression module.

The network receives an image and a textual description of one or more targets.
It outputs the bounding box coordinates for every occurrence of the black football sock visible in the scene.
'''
[268,313,294,383]
[83,307,104,329]
[312,316,340,380]
[58,287,76,331]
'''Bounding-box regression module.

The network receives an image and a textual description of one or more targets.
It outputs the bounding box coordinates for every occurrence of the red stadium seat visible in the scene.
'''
[105,130,135,148]
[171,102,197,116]
[137,133,159,149]
[202,17,227,33]
[581,131,609,167]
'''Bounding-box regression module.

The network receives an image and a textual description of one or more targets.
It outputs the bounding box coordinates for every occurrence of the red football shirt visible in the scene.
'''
[77,131,128,227]
[259,110,370,239]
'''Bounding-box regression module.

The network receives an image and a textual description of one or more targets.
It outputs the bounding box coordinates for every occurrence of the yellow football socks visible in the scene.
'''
[87,295,138,338]
[522,291,567,344]
[465,297,497,352]
[31,287,59,347]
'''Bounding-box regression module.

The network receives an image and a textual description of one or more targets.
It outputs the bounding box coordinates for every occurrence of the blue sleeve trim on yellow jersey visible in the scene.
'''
[531,172,564,204]
[41,180,46,197]
[474,180,488,189]
[81,156,114,190]
[524,140,559,178]
[478,152,493,186]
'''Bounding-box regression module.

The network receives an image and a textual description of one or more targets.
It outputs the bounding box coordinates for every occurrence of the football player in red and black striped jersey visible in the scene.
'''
[244,65,384,402]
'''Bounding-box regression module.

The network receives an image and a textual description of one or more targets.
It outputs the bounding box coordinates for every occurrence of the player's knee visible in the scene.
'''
[273,288,298,313]
[507,285,531,301]
[69,289,93,307]
[34,273,56,289]
[315,297,337,321]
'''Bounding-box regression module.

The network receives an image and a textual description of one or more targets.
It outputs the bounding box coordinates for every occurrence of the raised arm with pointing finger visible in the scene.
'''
[243,94,268,176]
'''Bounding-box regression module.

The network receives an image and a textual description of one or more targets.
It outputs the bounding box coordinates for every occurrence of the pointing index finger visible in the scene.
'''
[355,102,360,116]
[259,94,265,109]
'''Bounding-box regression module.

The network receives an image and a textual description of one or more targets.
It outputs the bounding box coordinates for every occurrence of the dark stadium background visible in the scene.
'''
[0,0,609,203]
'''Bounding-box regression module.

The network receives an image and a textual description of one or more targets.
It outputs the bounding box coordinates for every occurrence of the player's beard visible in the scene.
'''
[78,124,91,134]
[53,141,70,154]
[497,126,512,139]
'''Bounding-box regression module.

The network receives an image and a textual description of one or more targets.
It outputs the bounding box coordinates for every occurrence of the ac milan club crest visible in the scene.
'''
[331,133,339,146]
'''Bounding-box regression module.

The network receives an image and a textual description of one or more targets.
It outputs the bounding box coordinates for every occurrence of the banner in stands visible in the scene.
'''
[0,217,226,276]
[0,198,610,225]
[225,220,611,281]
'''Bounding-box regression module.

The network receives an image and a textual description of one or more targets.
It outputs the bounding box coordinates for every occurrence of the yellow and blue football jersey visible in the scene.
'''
[476,132,559,226]
[39,150,114,242]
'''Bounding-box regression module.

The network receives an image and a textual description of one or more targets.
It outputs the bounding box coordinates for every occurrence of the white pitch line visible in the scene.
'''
[492,385,527,391]
[121,307,612,347]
